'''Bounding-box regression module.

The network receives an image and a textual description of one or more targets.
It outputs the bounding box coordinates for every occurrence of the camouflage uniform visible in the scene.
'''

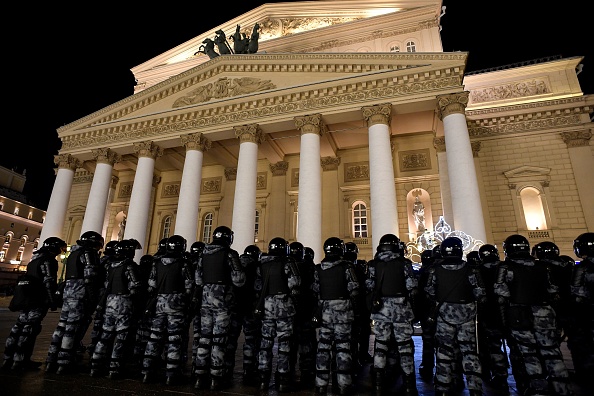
[87,246,115,356]
[3,246,60,370]
[141,246,194,384]
[46,236,103,374]
[495,255,573,395]
[425,254,486,395]
[367,249,419,395]
[90,253,141,377]
[569,255,594,382]
[193,243,245,389]
[255,252,300,391]
[312,256,360,395]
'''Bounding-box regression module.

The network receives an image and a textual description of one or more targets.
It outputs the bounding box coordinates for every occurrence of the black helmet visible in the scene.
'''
[304,247,315,262]
[559,255,576,267]
[440,237,463,259]
[139,254,154,268]
[420,249,434,266]
[128,238,142,249]
[213,226,234,246]
[190,241,205,256]
[42,237,67,256]
[77,231,104,250]
[466,250,481,267]
[478,244,499,263]
[574,232,594,258]
[531,241,560,260]
[167,235,187,253]
[323,237,344,257]
[344,242,359,262]
[377,233,400,253]
[115,239,138,259]
[503,234,531,259]
[432,244,442,259]
[289,242,305,260]
[103,240,119,257]
[268,237,289,256]
[244,244,262,260]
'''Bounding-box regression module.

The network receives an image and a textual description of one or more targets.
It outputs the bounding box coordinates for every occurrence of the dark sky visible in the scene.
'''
[5,1,592,210]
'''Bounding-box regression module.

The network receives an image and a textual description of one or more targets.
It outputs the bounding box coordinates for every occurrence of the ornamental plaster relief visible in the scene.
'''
[467,114,583,138]
[172,77,276,108]
[61,74,461,150]
[469,78,550,104]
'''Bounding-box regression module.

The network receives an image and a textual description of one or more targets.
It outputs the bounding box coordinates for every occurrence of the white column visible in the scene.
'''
[295,115,324,263]
[561,130,594,230]
[80,149,120,236]
[362,104,399,251]
[124,141,163,261]
[174,133,211,245]
[39,154,81,243]
[231,124,263,254]
[434,137,454,226]
[437,92,487,242]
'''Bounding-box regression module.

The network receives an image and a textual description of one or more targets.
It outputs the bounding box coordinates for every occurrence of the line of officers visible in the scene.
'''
[2,228,593,396]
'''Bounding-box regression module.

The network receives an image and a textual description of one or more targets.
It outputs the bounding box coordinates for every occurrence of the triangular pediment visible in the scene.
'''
[504,165,551,183]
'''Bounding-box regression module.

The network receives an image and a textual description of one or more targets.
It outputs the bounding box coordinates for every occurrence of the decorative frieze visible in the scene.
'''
[468,114,582,137]
[118,182,133,198]
[269,161,288,176]
[344,162,369,182]
[201,177,222,194]
[321,156,340,171]
[161,182,181,198]
[436,92,469,120]
[172,77,276,108]
[469,79,550,104]
[399,149,431,171]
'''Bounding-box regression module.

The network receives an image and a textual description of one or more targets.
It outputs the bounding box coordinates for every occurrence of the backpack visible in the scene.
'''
[9,274,43,312]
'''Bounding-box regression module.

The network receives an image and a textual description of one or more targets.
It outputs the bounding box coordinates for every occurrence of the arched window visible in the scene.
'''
[406,41,416,52]
[254,210,260,242]
[162,215,172,239]
[352,201,368,238]
[202,212,214,243]
[520,187,548,230]
[390,45,400,52]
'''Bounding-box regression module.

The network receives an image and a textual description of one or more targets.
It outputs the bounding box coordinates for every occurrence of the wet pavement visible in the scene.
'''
[0,307,591,395]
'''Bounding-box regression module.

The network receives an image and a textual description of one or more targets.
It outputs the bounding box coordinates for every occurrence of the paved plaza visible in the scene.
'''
[0,307,591,395]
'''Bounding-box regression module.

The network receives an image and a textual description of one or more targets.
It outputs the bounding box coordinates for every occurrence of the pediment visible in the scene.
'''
[504,165,551,184]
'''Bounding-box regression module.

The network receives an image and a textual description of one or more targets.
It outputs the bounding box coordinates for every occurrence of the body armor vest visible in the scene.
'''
[109,264,128,294]
[436,264,473,303]
[65,249,85,280]
[202,249,230,285]
[509,261,549,305]
[375,260,407,297]
[262,258,289,295]
[26,256,44,280]
[318,263,348,300]
[157,261,185,293]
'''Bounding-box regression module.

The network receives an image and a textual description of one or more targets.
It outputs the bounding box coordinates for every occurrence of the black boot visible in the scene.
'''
[374,369,384,394]
[259,370,271,391]
[210,375,224,390]
[402,373,419,396]
[278,372,292,393]
[194,375,208,389]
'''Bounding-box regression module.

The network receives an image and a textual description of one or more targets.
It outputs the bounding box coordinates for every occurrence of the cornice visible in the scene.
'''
[60,65,462,151]
[58,53,466,134]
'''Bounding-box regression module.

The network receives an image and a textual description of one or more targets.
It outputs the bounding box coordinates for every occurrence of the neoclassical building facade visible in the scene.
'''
[41,1,594,263]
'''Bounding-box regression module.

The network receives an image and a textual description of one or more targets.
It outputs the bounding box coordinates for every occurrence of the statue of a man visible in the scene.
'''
[118,217,126,241]
[412,196,425,232]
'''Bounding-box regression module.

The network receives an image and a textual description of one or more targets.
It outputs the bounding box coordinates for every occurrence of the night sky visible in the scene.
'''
[4,1,592,210]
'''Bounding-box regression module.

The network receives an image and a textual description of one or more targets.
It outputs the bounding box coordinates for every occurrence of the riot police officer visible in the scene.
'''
[46,230,104,375]
[570,232,594,382]
[424,236,486,396]
[142,235,194,386]
[193,226,245,391]
[90,239,142,379]
[288,241,317,387]
[367,234,418,395]
[494,234,573,395]
[477,243,509,392]
[3,237,66,371]
[188,241,205,374]
[312,237,360,395]
[255,237,300,392]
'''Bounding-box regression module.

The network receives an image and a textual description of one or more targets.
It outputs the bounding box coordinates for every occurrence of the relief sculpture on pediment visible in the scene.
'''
[173,77,276,108]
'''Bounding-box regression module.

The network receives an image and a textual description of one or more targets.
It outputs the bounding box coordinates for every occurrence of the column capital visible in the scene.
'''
[152,175,162,187]
[433,137,446,152]
[269,161,289,176]
[561,130,592,147]
[54,153,82,171]
[110,175,119,189]
[361,103,392,127]
[225,167,237,180]
[321,156,340,171]
[294,114,326,136]
[436,91,469,120]
[91,148,121,165]
[133,141,163,159]
[234,124,264,144]
[471,141,482,157]
[181,132,212,151]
